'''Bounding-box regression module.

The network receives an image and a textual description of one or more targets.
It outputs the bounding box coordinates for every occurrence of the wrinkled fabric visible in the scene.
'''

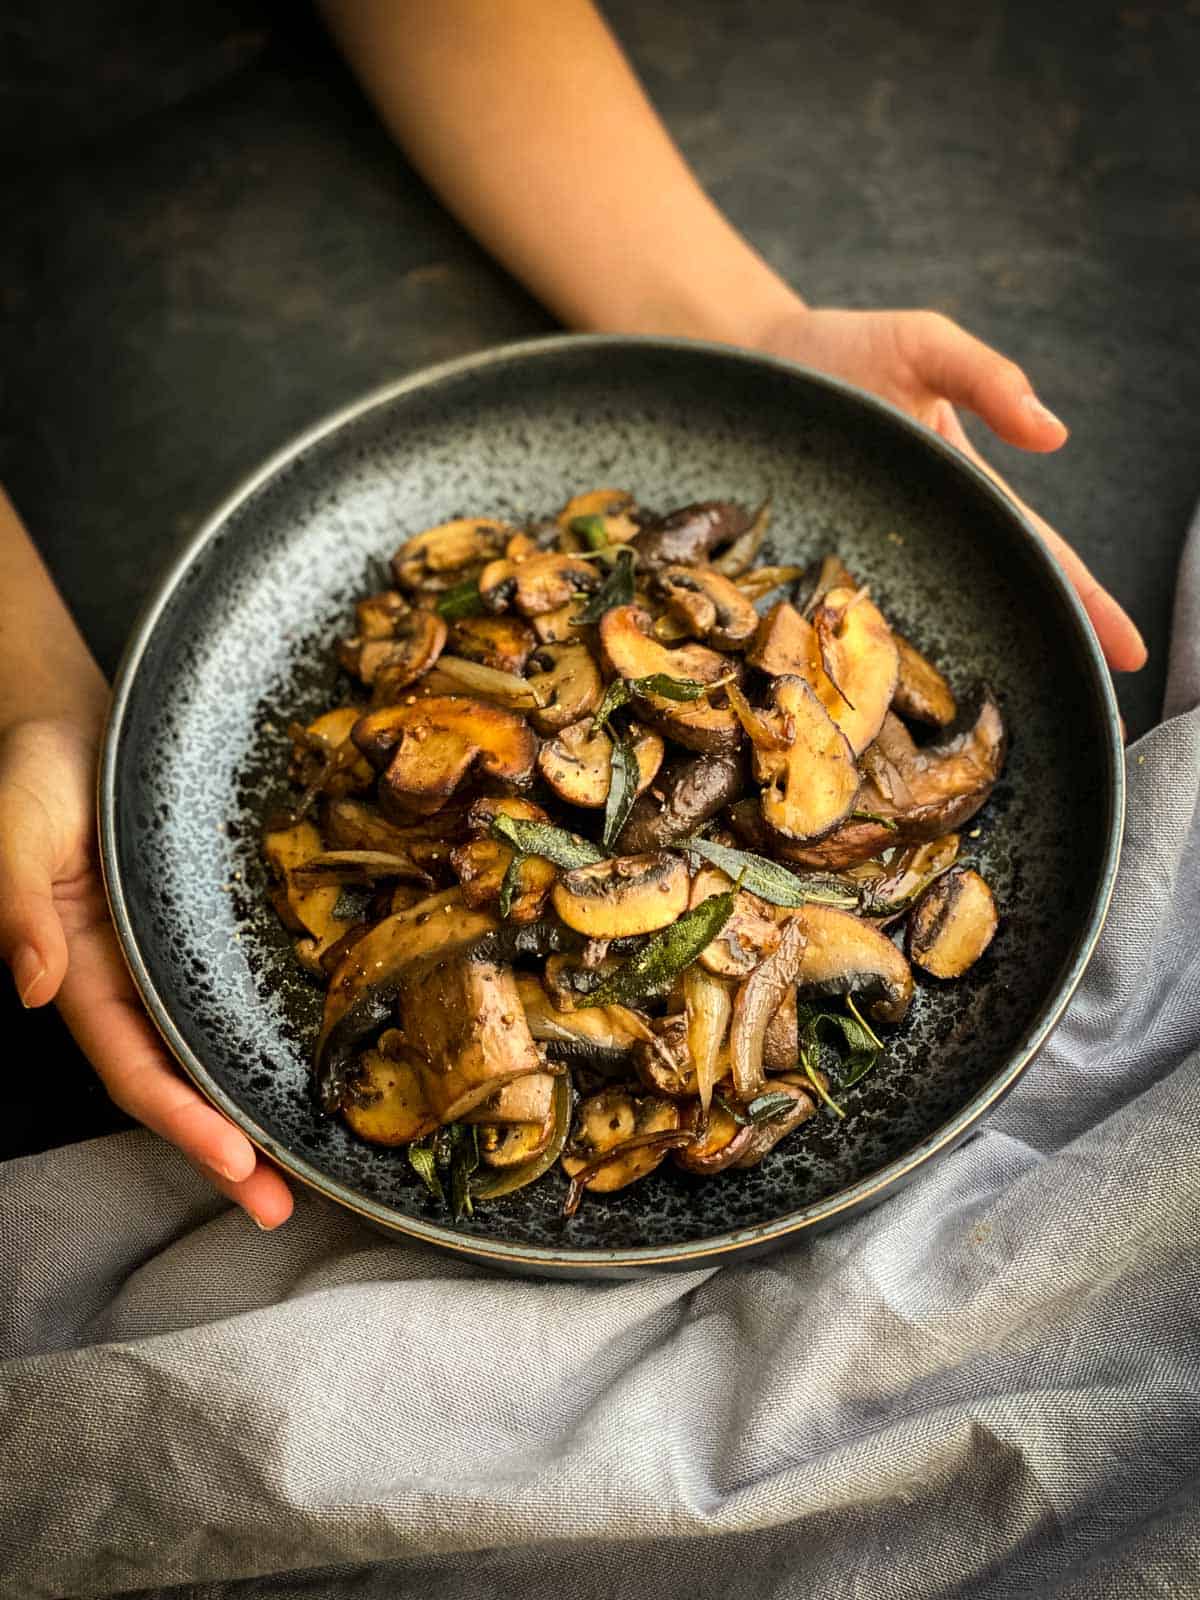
[2,520,1199,1600]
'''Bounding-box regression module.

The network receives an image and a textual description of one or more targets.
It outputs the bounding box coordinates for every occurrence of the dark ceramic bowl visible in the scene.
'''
[99,335,1122,1277]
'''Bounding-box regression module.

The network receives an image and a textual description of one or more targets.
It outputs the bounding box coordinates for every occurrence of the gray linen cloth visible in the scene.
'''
[3,518,1199,1600]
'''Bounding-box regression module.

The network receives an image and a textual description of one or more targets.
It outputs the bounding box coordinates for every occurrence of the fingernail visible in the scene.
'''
[13,947,46,1008]
[1023,393,1068,434]
[252,1215,279,1231]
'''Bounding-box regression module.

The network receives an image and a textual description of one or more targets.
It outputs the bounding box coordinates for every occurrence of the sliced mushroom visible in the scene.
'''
[525,642,604,735]
[552,851,689,939]
[264,819,359,974]
[858,834,961,919]
[809,586,900,755]
[792,902,914,1024]
[751,676,860,841]
[728,1074,820,1168]
[351,696,537,817]
[653,565,760,650]
[451,797,557,922]
[477,1104,556,1169]
[340,609,447,690]
[730,916,808,1098]
[598,605,741,755]
[747,600,821,678]
[784,692,1006,868]
[908,867,998,977]
[478,550,600,617]
[321,796,469,876]
[892,633,957,727]
[532,599,588,644]
[515,973,644,1069]
[672,1099,745,1174]
[616,752,744,852]
[391,517,512,591]
[688,865,782,978]
[289,707,376,797]
[341,1042,436,1146]
[354,589,409,639]
[557,487,639,544]
[561,1088,682,1195]
[633,1014,707,1099]
[537,719,664,808]
[763,985,800,1071]
[396,952,551,1125]
[631,501,752,568]
[447,613,537,675]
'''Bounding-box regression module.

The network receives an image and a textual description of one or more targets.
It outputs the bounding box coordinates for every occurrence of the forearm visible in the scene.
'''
[318,0,801,344]
[0,488,108,735]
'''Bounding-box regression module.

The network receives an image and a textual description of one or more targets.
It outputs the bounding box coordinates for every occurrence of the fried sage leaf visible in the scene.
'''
[590,677,633,732]
[490,813,605,869]
[407,1137,442,1199]
[683,836,858,910]
[436,580,486,620]
[588,887,737,1006]
[795,1000,880,1093]
[633,672,721,702]
[746,1090,802,1125]
[497,852,527,919]
[573,547,636,624]
[571,514,610,550]
[602,730,640,850]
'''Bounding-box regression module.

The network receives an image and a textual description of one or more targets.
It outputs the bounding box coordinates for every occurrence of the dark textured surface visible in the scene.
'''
[1,1,1194,1164]
[101,339,1120,1268]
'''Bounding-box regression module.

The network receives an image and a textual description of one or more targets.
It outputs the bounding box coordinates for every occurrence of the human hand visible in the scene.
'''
[755,307,1146,672]
[0,717,293,1228]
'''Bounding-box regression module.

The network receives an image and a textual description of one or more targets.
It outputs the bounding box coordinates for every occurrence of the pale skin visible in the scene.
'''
[0,0,1145,1228]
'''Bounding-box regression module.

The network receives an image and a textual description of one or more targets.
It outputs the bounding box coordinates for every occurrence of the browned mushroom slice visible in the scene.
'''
[478,550,600,617]
[447,613,537,675]
[598,605,741,755]
[450,797,557,923]
[688,865,782,978]
[633,1014,706,1099]
[532,599,588,644]
[341,1041,437,1146]
[729,1075,821,1168]
[525,642,604,735]
[784,692,1006,868]
[355,589,409,639]
[653,565,760,650]
[858,834,961,918]
[730,916,808,1098]
[561,1088,683,1196]
[351,696,537,817]
[477,1103,556,1169]
[320,796,469,877]
[751,676,860,842]
[792,903,914,1024]
[340,610,447,690]
[263,819,359,974]
[515,973,644,1069]
[537,719,664,808]
[763,985,800,1071]
[552,851,689,939]
[391,517,512,592]
[557,487,639,544]
[908,867,998,977]
[747,600,822,678]
[289,707,376,797]
[616,752,744,852]
[630,501,752,568]
[673,1099,745,1174]
[809,586,899,754]
[395,951,552,1124]
[891,633,957,727]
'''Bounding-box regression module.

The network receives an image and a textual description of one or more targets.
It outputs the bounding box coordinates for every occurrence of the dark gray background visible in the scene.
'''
[1,0,1196,1159]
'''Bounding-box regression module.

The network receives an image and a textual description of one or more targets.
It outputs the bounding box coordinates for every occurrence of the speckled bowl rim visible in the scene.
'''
[98,333,1125,1272]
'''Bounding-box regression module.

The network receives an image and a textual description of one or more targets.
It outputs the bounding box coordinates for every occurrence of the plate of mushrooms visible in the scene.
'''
[100,336,1122,1275]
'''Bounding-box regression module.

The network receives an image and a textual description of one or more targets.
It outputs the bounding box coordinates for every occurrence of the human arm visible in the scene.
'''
[0,489,293,1227]
[319,0,1144,669]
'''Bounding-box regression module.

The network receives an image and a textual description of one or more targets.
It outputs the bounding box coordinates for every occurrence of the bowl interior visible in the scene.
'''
[105,338,1117,1266]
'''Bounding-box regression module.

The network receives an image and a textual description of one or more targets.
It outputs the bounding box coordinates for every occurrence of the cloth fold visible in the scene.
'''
[3,515,1199,1600]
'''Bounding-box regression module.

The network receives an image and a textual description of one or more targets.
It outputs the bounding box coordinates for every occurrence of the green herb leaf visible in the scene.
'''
[602,731,640,851]
[498,852,526,919]
[795,1000,883,1095]
[590,677,633,733]
[631,672,717,702]
[850,809,898,831]
[573,547,636,624]
[745,1090,800,1125]
[714,1092,751,1127]
[407,1138,443,1200]
[588,890,736,1006]
[683,836,859,909]
[571,514,609,550]
[490,813,604,870]
[436,580,485,620]
[449,1124,480,1219]
[800,1047,846,1119]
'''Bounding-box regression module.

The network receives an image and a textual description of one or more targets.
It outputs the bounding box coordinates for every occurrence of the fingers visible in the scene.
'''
[931,402,1147,673]
[0,784,70,1008]
[56,915,294,1228]
[906,311,1069,453]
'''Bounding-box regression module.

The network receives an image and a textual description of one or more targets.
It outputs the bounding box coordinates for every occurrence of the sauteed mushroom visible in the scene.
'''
[908,867,998,977]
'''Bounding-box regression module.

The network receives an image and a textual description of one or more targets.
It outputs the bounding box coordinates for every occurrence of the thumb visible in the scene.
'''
[909,312,1069,454]
[0,786,70,1008]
